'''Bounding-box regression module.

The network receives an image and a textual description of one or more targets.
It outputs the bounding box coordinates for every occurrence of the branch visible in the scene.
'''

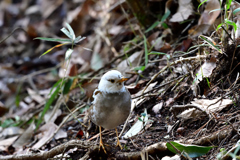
[0,140,92,160]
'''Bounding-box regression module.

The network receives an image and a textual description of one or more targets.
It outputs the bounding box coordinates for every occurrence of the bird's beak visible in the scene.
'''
[118,77,128,83]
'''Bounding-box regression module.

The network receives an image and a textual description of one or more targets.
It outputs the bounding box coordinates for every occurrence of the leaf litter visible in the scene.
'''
[0,0,240,159]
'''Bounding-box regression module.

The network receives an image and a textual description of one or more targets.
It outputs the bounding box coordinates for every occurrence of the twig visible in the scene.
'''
[0,27,26,44]
[0,140,92,160]
[38,104,86,149]
[142,55,207,93]
[132,75,185,99]
[85,41,144,79]
[12,64,61,82]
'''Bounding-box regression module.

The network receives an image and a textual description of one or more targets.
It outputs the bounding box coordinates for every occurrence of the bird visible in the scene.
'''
[89,70,131,153]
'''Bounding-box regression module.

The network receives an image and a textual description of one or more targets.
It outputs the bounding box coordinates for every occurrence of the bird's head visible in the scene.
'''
[98,70,128,93]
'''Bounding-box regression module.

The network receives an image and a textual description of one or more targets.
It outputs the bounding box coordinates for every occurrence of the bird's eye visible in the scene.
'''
[109,79,115,83]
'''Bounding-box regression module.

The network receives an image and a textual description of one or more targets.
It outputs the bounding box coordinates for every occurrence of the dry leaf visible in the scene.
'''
[177,98,233,120]
[117,51,143,77]
[13,123,35,149]
[170,0,193,22]
[32,122,58,149]
[123,109,148,138]
[191,60,216,96]
[27,88,45,104]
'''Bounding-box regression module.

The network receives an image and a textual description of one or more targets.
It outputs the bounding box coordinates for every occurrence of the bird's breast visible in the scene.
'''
[89,91,131,129]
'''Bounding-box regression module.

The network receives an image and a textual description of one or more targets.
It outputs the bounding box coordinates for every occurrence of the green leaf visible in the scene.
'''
[1,119,15,128]
[162,22,169,29]
[65,23,75,40]
[148,51,170,59]
[216,23,223,31]
[61,27,72,40]
[206,77,210,88]
[166,141,214,158]
[65,48,74,60]
[133,66,145,71]
[226,0,232,10]
[148,51,166,55]
[63,78,73,95]
[225,19,237,32]
[161,8,171,23]
[123,44,130,53]
[36,85,61,129]
[198,0,208,11]
[199,35,222,53]
[145,21,160,33]
[233,8,240,15]
[49,79,65,95]
[145,9,170,33]
[34,37,71,43]
[143,35,148,66]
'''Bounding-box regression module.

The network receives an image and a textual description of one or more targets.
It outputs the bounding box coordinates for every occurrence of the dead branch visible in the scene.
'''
[115,142,167,159]
[0,140,168,160]
[183,127,233,145]
[0,140,92,160]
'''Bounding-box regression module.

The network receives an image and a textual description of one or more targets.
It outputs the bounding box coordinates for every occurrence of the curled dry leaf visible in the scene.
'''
[189,0,220,37]
[191,98,233,113]
[177,98,233,120]
[198,0,221,25]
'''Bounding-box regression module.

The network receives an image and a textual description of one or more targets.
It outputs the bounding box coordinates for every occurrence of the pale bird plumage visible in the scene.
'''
[98,70,126,93]
[88,70,131,152]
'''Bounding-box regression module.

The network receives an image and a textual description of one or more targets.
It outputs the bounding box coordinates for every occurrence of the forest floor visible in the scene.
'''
[1,0,240,159]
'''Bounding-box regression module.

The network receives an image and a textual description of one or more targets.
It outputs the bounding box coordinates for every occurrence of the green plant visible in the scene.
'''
[0,116,22,128]
[166,141,214,158]
[35,23,86,58]
[145,8,170,33]
[34,23,86,129]
[217,142,240,160]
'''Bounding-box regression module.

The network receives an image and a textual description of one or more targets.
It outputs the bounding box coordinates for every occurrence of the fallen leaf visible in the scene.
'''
[27,88,45,104]
[117,51,143,77]
[152,102,163,113]
[12,123,35,149]
[170,0,193,22]
[123,109,148,138]
[32,122,58,149]
[0,136,18,151]
[191,59,216,96]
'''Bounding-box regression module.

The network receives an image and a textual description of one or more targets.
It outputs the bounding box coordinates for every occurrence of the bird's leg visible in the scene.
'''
[115,128,123,150]
[99,126,107,153]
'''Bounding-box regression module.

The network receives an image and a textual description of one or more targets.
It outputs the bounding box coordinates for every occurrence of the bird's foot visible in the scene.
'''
[116,138,123,150]
[99,138,107,154]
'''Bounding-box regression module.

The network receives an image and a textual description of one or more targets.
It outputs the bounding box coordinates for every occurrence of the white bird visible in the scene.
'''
[89,70,131,153]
